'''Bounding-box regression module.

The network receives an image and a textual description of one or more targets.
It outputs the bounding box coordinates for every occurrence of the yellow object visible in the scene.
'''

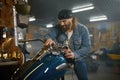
[12,51,16,58]
[108,54,120,60]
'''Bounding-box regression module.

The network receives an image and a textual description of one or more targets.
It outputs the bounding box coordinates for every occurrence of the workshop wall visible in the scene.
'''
[87,21,120,51]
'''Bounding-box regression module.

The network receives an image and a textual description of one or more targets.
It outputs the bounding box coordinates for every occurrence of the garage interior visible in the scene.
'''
[0,0,120,80]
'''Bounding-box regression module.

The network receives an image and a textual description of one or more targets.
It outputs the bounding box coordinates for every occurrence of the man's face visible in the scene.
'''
[59,18,72,32]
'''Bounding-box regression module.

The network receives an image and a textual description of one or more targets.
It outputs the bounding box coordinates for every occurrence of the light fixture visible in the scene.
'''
[29,16,36,22]
[72,3,94,13]
[46,24,53,28]
[89,15,107,22]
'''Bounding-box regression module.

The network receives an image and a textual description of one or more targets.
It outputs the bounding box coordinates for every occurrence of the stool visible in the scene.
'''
[114,64,120,74]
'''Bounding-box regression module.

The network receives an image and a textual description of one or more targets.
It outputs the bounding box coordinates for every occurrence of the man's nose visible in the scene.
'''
[60,22,65,26]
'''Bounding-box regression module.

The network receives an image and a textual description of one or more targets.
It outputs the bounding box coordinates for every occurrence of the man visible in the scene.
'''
[44,9,91,80]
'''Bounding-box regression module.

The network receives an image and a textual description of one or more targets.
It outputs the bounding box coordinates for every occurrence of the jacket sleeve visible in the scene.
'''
[74,25,91,61]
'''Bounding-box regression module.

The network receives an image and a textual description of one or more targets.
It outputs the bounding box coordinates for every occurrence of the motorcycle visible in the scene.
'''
[11,40,73,80]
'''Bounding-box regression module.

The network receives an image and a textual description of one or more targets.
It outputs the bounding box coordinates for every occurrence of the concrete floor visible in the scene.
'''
[64,61,120,80]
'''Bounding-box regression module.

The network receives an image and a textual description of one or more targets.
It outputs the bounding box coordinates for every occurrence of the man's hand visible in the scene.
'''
[64,48,75,59]
[44,38,56,47]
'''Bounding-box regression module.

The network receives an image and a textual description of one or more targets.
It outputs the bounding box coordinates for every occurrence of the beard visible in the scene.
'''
[61,22,72,32]
[61,25,69,32]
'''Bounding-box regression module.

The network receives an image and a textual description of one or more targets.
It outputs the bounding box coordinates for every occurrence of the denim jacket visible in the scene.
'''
[44,23,91,61]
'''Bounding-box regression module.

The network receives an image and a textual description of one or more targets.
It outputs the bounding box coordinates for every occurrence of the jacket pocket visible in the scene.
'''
[74,37,82,50]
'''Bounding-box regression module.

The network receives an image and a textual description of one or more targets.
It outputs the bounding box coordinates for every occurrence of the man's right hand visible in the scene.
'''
[44,38,56,47]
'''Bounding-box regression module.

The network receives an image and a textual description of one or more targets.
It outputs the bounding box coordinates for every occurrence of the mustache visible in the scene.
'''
[61,24,71,32]
[61,25,69,32]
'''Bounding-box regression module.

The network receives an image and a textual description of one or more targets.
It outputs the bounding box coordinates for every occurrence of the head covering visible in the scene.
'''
[58,9,73,20]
